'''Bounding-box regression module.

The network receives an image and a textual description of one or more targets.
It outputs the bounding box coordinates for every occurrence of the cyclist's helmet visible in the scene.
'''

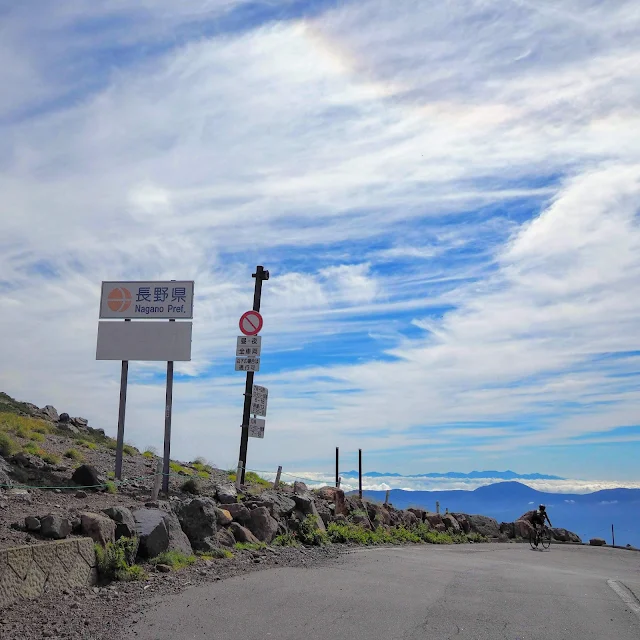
[539,504,546,511]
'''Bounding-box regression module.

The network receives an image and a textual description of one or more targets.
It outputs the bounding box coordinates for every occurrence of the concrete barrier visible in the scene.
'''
[0,538,96,609]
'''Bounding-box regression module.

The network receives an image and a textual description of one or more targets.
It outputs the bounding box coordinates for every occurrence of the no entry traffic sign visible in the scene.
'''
[239,310,263,336]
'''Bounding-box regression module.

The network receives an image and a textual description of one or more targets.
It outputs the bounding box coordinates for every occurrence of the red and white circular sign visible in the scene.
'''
[239,310,263,336]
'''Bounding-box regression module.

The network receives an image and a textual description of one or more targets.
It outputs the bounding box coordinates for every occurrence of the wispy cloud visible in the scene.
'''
[0,0,639,481]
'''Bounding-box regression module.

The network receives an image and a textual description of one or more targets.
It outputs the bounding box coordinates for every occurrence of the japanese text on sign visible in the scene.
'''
[100,281,194,319]
[235,357,260,372]
[251,385,268,417]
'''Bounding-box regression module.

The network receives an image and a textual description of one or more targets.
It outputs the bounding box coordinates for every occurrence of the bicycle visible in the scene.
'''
[529,525,552,550]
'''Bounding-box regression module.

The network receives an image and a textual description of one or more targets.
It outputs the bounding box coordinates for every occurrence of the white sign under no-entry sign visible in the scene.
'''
[99,281,194,319]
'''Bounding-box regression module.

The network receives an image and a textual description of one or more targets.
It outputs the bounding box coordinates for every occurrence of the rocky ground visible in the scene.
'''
[0,544,343,640]
[1,392,587,639]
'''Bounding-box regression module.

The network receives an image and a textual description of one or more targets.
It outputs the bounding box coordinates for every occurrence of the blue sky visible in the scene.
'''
[1,0,640,487]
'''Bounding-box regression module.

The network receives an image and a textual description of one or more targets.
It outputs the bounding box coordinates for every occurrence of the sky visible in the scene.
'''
[1,0,640,488]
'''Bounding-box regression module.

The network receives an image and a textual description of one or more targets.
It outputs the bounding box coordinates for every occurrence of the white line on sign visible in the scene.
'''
[239,310,263,336]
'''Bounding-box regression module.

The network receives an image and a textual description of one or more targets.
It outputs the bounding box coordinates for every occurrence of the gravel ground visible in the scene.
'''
[0,544,344,640]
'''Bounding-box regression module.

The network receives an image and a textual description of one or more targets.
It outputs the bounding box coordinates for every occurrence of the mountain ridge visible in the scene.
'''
[340,470,565,480]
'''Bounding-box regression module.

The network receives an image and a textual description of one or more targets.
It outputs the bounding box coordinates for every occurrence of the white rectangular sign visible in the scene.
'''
[251,385,268,417]
[235,357,260,372]
[96,321,192,361]
[246,417,265,439]
[236,335,261,357]
[99,281,194,319]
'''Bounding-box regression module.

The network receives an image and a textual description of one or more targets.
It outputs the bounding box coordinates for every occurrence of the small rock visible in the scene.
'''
[25,516,41,532]
[590,538,607,546]
[71,464,103,490]
[80,512,116,546]
[54,489,61,494]
[75,491,88,499]
[157,564,172,573]
[40,514,72,540]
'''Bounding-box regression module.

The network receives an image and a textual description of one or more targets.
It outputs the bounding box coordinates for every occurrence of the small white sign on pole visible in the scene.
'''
[236,336,262,357]
[245,417,265,439]
[235,357,260,372]
[251,385,268,417]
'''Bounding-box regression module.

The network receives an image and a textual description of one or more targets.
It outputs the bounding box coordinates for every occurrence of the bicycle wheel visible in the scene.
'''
[541,529,552,550]
[529,529,539,549]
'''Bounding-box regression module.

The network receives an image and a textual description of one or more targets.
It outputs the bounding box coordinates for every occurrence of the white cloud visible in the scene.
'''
[0,1,639,477]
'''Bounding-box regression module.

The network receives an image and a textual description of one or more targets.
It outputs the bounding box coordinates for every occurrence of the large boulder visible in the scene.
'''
[41,405,59,422]
[258,490,297,519]
[291,486,326,532]
[315,487,347,516]
[102,506,136,539]
[71,417,89,429]
[40,514,72,540]
[217,528,236,548]
[133,508,192,558]
[500,522,515,539]
[452,513,471,534]
[514,520,534,538]
[216,484,238,504]
[366,502,391,528]
[71,464,102,490]
[11,452,45,470]
[402,511,419,528]
[58,412,70,423]
[408,508,426,522]
[215,508,233,527]
[225,503,251,525]
[590,538,606,546]
[467,514,500,538]
[247,506,279,543]
[518,510,538,523]
[293,481,309,495]
[229,522,260,544]
[174,498,219,552]
[0,456,13,488]
[442,514,462,533]
[425,513,444,529]
[315,500,333,527]
[80,512,116,546]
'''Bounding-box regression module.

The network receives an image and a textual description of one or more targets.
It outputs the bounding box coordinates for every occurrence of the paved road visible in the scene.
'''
[128,544,640,640]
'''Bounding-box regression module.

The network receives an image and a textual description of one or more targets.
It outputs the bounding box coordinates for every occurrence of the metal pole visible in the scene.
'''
[612,524,615,548]
[358,448,362,499]
[274,465,282,489]
[161,359,174,495]
[385,489,390,506]
[335,447,339,488]
[114,318,131,480]
[238,265,268,485]
[151,460,162,501]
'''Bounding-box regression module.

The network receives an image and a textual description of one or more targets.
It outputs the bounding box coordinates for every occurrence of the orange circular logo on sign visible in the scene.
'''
[107,287,132,312]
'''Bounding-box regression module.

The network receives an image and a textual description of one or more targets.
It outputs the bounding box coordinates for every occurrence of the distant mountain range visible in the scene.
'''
[353,481,640,548]
[340,470,565,480]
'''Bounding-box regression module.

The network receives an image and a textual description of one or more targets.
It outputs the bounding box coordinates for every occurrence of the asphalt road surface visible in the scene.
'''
[127,544,640,640]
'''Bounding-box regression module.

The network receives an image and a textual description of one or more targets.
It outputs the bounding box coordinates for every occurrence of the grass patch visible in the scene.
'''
[298,515,329,546]
[0,412,53,441]
[107,471,115,479]
[64,448,84,461]
[197,470,210,479]
[29,432,45,443]
[142,451,155,459]
[244,471,271,487]
[106,438,118,450]
[123,443,137,456]
[105,481,117,494]
[95,537,144,582]
[234,542,267,552]
[169,461,193,476]
[42,452,60,465]
[273,533,299,547]
[0,392,35,415]
[78,440,98,450]
[151,551,196,570]
[198,549,233,560]
[23,442,44,457]
[0,432,19,457]
[326,522,462,546]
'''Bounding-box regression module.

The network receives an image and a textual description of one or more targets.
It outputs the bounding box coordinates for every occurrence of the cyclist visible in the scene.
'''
[531,504,552,533]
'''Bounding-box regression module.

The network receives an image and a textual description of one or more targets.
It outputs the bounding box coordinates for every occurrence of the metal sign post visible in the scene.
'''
[238,266,269,485]
[97,280,194,485]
